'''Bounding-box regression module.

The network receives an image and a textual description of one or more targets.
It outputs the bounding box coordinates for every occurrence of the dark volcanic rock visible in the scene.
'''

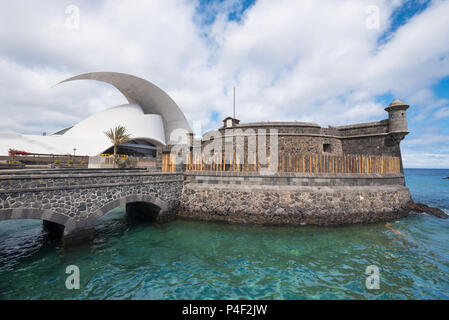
[179,183,412,225]
[408,201,449,219]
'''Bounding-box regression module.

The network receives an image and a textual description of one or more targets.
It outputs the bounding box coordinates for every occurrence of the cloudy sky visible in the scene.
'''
[0,0,448,167]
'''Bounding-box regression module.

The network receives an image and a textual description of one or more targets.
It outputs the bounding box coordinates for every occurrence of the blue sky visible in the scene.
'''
[0,0,448,168]
[196,0,256,24]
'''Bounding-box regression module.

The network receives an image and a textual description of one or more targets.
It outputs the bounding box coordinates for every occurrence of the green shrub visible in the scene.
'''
[8,160,21,164]
[80,160,86,165]
[115,158,125,168]
[66,160,73,165]
[54,160,61,165]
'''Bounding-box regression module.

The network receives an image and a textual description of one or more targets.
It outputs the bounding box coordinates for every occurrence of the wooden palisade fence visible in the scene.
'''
[162,153,177,173]
[163,152,401,174]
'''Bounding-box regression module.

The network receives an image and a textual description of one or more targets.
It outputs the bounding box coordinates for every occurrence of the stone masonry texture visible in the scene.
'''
[179,182,411,226]
[0,170,412,242]
[0,170,183,242]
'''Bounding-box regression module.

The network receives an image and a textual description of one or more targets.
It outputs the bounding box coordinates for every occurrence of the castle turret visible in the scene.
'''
[385,99,409,134]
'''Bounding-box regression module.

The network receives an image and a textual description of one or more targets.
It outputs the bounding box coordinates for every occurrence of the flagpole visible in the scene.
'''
[233,87,236,118]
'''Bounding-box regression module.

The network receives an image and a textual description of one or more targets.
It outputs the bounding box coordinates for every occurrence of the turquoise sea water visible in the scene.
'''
[0,168,448,299]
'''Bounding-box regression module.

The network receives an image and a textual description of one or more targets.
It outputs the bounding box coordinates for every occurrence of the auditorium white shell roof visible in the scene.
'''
[0,72,192,157]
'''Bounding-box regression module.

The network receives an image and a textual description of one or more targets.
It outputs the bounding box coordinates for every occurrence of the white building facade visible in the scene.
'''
[0,72,191,157]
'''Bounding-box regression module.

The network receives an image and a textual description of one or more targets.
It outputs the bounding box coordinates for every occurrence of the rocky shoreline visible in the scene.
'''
[407,201,448,219]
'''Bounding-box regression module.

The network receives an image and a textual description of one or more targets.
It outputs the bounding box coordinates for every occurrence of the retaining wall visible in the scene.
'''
[179,172,411,226]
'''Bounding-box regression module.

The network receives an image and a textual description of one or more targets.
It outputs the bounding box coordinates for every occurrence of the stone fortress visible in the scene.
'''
[200,99,408,160]
[0,72,415,244]
[175,99,412,226]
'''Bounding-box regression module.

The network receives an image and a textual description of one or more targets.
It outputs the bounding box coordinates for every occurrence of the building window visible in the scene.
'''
[323,144,331,153]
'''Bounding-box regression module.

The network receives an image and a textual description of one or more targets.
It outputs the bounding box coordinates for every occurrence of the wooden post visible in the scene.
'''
[309,154,312,173]
[334,156,337,173]
[331,156,335,173]
[361,155,363,174]
[290,153,293,172]
[362,155,365,173]
[346,155,348,174]
[254,153,257,172]
[312,154,315,173]
[189,152,192,171]
[338,156,341,173]
[297,154,300,173]
[376,156,378,174]
[291,153,294,172]
[354,155,356,174]
[360,155,363,174]
[301,155,304,173]
[280,154,283,172]
[350,155,353,173]
[368,156,370,174]
[307,154,310,173]
[319,154,322,173]
[382,156,384,174]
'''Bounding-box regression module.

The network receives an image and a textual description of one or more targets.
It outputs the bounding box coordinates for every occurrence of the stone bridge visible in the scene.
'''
[0,169,183,244]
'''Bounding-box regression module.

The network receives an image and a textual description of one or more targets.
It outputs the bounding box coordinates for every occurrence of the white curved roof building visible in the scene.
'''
[0,72,191,157]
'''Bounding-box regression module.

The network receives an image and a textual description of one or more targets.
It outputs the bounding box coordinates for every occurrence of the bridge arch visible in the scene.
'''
[86,194,172,229]
[0,208,78,240]
[0,208,75,227]
[0,171,183,245]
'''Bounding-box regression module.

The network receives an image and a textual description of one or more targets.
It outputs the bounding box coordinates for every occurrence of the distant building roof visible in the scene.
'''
[223,116,239,121]
[222,117,240,128]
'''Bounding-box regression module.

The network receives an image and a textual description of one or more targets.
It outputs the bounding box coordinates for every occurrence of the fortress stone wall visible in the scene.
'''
[175,100,413,226]
[185,100,409,174]
[179,172,411,226]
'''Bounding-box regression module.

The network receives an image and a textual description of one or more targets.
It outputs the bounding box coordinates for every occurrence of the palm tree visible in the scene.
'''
[104,125,131,167]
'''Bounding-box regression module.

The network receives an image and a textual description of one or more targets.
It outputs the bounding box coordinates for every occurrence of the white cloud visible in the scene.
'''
[434,106,449,119]
[405,133,449,146]
[402,151,449,168]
